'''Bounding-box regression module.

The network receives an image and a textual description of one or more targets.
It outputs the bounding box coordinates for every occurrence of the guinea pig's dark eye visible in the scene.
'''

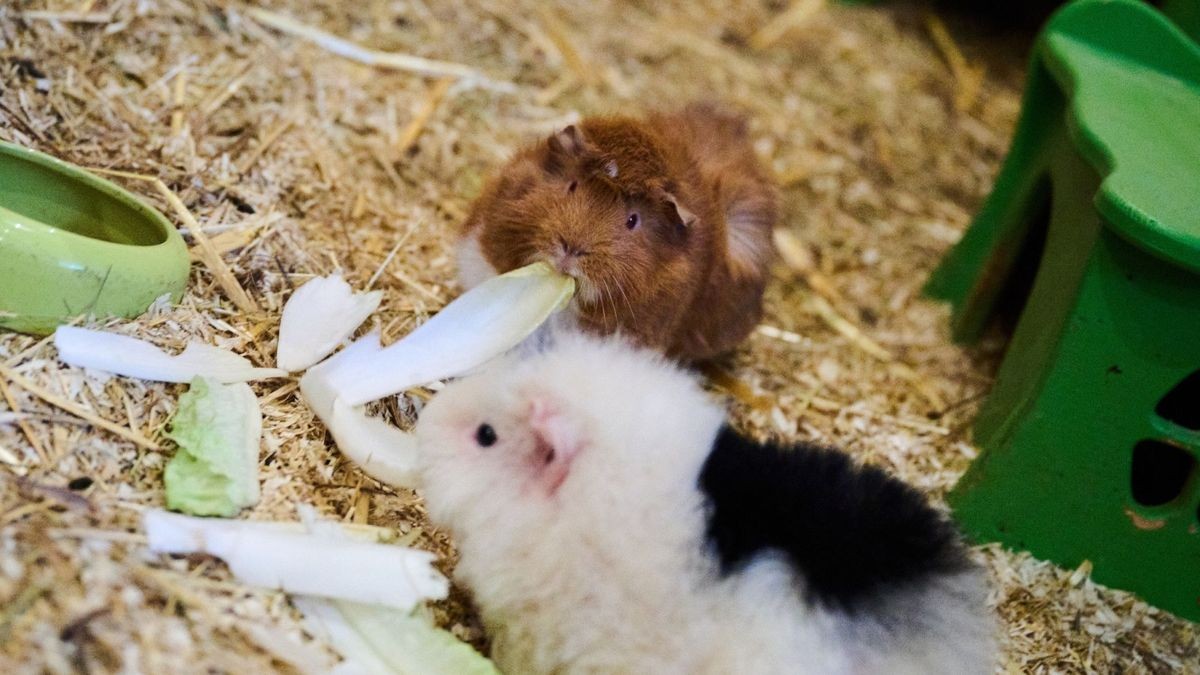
[625,212,640,230]
[475,423,498,447]
[567,180,577,194]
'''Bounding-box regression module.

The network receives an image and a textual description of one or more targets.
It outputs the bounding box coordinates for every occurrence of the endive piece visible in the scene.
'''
[327,400,421,487]
[143,509,448,610]
[299,332,420,487]
[314,262,574,406]
[54,326,286,383]
[276,274,382,372]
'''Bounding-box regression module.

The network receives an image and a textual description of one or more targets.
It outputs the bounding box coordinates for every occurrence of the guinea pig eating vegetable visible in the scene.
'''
[416,333,995,674]
[457,104,777,362]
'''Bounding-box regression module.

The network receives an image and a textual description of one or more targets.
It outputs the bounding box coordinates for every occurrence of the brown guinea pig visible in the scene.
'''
[457,103,778,362]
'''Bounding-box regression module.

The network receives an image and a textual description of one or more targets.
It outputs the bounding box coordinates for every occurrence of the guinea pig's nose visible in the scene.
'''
[549,238,587,276]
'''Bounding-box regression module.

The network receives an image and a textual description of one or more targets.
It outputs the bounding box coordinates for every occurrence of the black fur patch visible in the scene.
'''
[699,425,972,613]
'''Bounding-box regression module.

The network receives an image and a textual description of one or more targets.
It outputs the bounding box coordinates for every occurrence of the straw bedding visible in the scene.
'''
[1,1,1197,672]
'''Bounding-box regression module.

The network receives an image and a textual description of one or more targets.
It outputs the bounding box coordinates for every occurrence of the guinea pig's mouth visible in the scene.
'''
[572,278,600,308]
[538,263,598,308]
[535,250,599,306]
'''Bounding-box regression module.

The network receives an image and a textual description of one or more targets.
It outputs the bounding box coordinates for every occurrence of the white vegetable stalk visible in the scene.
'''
[55,326,286,383]
[329,400,421,486]
[143,510,448,610]
[299,331,381,422]
[314,262,574,406]
[299,333,421,486]
[276,274,382,372]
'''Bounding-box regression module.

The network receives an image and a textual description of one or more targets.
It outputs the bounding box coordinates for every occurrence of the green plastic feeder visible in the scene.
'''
[926,0,1200,621]
[0,141,190,335]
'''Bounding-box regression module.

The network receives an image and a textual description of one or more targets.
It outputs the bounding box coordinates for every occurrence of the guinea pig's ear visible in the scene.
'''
[543,125,590,175]
[662,192,698,231]
[547,125,586,156]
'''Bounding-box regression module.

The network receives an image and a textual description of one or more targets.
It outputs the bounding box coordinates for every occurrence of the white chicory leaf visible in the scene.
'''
[299,331,382,422]
[328,400,421,486]
[55,326,286,383]
[276,274,382,372]
[295,598,501,675]
[314,262,574,406]
[143,509,448,610]
[164,377,262,516]
[299,333,420,487]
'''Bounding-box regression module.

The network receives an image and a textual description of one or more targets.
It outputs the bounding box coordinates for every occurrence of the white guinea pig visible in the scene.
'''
[416,333,995,674]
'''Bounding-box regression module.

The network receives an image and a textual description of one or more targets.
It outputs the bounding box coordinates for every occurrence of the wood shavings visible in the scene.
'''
[0,377,47,463]
[199,63,254,117]
[773,228,847,305]
[19,9,114,24]
[756,324,809,346]
[536,6,598,88]
[808,293,893,360]
[188,213,281,262]
[0,367,160,452]
[246,8,513,92]
[700,364,773,413]
[776,227,946,409]
[924,13,986,114]
[396,79,454,155]
[750,0,827,51]
[237,117,296,176]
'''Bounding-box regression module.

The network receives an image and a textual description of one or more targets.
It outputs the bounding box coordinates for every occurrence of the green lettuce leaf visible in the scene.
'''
[295,597,501,675]
[164,376,262,516]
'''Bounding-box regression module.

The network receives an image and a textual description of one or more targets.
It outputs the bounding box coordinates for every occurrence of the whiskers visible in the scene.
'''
[548,252,642,334]
[610,261,639,322]
[587,267,638,332]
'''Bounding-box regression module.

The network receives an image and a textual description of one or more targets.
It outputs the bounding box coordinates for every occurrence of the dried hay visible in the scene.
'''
[1,1,1197,673]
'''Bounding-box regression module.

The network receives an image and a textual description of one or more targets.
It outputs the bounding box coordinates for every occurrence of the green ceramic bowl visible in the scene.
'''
[0,141,190,335]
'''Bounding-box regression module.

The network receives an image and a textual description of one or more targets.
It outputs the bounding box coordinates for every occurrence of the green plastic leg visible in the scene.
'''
[971,120,1103,447]
[924,64,1068,343]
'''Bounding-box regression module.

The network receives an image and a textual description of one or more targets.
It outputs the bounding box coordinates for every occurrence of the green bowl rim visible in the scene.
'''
[0,140,191,334]
[0,139,180,251]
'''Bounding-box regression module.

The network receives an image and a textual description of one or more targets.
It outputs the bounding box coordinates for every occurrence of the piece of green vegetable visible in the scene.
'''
[164,376,262,516]
[295,597,501,675]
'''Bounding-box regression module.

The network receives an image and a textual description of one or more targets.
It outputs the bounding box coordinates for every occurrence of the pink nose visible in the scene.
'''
[550,240,585,276]
[551,251,579,276]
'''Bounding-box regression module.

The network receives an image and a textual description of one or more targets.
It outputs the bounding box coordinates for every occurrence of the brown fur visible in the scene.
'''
[460,103,778,361]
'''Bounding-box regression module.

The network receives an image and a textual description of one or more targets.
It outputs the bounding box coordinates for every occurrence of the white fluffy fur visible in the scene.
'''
[456,231,498,290]
[416,333,995,674]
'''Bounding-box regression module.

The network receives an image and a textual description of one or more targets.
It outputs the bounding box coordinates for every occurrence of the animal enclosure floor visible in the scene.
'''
[1,1,1196,672]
